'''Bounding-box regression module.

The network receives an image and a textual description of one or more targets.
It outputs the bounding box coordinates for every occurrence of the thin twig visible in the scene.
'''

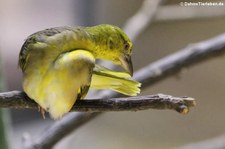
[23,32,225,149]
[0,91,195,114]
[23,112,99,149]
[123,0,166,41]
[133,33,225,87]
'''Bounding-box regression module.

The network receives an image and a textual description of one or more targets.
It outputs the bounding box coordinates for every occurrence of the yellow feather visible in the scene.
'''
[91,65,141,96]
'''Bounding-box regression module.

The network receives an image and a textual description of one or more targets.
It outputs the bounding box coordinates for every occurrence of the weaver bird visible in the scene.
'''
[19,24,140,119]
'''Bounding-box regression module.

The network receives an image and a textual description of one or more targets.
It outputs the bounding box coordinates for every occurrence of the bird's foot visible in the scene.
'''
[38,106,46,119]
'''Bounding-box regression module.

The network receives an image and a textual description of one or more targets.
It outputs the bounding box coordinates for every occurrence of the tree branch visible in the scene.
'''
[0,91,195,114]
[73,94,195,113]
[134,33,225,87]
[23,112,100,149]
[123,0,166,41]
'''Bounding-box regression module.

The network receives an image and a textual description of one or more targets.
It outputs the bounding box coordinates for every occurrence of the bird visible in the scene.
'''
[18,24,140,119]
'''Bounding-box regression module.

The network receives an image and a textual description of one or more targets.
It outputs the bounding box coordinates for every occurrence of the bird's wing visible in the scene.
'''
[26,49,95,119]
[18,26,76,71]
[91,64,141,96]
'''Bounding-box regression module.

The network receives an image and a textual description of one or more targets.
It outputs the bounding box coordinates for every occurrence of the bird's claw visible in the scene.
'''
[38,106,46,119]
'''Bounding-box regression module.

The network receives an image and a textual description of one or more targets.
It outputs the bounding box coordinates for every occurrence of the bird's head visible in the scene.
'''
[88,24,133,76]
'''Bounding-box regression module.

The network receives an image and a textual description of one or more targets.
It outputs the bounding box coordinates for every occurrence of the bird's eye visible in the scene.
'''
[124,43,130,51]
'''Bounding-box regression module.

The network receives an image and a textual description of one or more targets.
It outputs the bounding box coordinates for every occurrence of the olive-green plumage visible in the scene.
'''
[19,24,140,119]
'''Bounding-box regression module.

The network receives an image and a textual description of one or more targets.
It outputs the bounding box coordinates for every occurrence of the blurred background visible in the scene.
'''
[1,0,225,148]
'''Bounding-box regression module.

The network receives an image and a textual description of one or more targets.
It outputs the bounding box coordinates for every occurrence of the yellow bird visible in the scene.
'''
[19,24,141,119]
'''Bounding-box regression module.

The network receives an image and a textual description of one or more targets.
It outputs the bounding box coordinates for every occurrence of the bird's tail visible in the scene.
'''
[90,65,141,96]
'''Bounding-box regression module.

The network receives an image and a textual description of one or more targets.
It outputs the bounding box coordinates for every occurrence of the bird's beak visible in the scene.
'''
[119,55,133,76]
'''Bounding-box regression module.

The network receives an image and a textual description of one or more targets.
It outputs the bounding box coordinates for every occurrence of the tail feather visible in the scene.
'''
[91,65,141,96]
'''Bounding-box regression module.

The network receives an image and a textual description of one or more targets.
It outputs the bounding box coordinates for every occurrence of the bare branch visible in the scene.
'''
[0,91,37,109]
[134,33,225,87]
[0,91,195,114]
[73,94,195,113]
[123,0,166,41]
[23,112,99,149]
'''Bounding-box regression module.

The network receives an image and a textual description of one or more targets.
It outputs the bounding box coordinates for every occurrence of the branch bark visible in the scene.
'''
[0,91,195,114]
